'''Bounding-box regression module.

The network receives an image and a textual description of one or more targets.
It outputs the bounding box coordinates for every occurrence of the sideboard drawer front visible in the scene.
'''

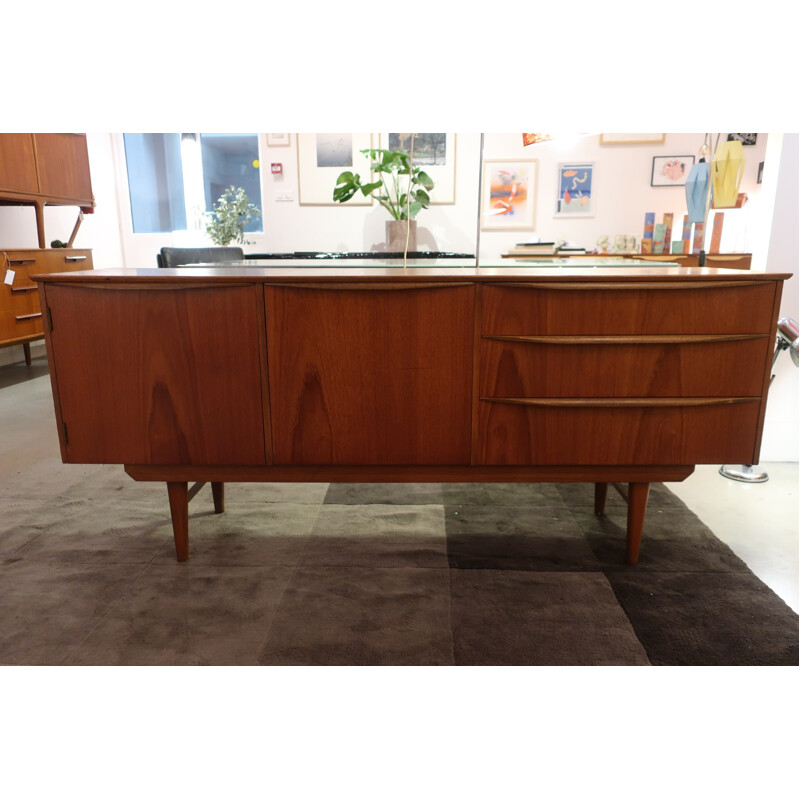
[0,288,43,340]
[481,283,778,336]
[477,400,762,466]
[479,337,770,398]
[40,249,93,272]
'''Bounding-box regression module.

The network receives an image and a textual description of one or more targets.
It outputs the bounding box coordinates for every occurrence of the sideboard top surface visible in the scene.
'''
[33,265,792,285]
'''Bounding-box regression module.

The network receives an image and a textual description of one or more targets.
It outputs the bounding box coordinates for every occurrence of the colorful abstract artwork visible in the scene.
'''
[481,159,537,230]
[651,155,695,187]
[556,163,594,216]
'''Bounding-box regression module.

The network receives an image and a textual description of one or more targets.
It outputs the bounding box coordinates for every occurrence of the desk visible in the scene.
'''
[35,264,789,564]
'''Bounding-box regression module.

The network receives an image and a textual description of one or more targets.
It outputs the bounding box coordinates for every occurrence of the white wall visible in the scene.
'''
[758,133,799,462]
[478,133,770,261]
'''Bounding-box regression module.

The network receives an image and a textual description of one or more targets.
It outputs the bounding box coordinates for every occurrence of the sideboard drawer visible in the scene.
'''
[39,249,93,272]
[481,282,778,336]
[477,399,763,466]
[479,336,771,398]
[2,248,92,346]
[0,283,43,340]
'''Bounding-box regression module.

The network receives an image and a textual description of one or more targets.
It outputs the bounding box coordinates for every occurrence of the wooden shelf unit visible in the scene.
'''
[0,133,95,361]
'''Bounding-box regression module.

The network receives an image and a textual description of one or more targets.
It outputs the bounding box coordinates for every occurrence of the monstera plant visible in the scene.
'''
[332,148,434,220]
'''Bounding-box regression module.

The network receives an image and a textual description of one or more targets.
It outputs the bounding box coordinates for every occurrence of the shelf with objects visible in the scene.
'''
[0,133,95,364]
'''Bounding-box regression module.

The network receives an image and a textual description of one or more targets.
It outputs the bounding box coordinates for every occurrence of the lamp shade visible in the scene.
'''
[711,139,745,208]
[685,161,711,223]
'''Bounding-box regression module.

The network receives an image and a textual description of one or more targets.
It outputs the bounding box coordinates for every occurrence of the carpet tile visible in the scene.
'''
[0,462,796,666]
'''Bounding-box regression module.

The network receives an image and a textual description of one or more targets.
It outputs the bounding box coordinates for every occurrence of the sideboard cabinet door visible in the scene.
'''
[0,134,39,195]
[265,283,474,465]
[44,284,266,465]
[32,134,94,204]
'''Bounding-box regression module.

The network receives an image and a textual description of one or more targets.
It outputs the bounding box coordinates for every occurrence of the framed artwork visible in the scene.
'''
[480,159,536,230]
[555,162,594,217]
[651,155,695,186]
[600,133,665,144]
[267,133,291,146]
[297,133,373,205]
[379,133,456,203]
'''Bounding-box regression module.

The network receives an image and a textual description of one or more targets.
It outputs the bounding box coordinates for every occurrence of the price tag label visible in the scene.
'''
[4,269,14,286]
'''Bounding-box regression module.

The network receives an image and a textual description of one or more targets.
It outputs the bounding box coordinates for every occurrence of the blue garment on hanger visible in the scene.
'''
[685,161,711,223]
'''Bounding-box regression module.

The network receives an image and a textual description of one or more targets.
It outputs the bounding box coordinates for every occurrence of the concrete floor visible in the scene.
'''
[1,353,798,613]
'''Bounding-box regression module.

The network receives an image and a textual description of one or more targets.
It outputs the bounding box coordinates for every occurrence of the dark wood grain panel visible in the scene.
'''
[480,337,771,398]
[477,400,762,466]
[265,284,474,465]
[46,284,266,465]
[481,283,778,335]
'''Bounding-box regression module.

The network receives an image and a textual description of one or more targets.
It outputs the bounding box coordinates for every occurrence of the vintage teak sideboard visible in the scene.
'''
[34,264,789,564]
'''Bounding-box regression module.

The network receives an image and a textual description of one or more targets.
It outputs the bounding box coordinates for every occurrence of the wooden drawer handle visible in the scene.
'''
[482,396,760,408]
[268,282,474,291]
[15,312,43,322]
[10,285,39,294]
[486,281,765,290]
[483,333,768,345]
[8,258,36,266]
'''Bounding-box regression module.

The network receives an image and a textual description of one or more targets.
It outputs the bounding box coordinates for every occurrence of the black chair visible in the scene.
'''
[158,246,245,269]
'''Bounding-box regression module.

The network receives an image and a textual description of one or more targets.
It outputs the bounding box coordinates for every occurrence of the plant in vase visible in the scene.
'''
[205,185,261,246]
[332,148,434,251]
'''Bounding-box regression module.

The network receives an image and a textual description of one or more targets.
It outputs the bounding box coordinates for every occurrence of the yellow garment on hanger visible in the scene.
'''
[711,139,745,208]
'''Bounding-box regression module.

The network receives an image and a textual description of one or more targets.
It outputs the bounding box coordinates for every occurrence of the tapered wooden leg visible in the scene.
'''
[211,482,225,514]
[23,342,32,366]
[166,481,189,562]
[625,482,651,565]
[594,482,608,516]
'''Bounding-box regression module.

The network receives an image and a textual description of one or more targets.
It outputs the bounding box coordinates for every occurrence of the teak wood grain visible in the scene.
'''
[479,336,771,398]
[480,283,778,336]
[45,283,266,465]
[33,266,790,565]
[0,249,93,351]
[0,134,39,195]
[31,134,94,203]
[265,283,474,465]
[476,400,763,465]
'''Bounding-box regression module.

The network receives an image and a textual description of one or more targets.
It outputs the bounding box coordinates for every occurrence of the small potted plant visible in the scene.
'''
[205,186,261,246]
[332,148,434,251]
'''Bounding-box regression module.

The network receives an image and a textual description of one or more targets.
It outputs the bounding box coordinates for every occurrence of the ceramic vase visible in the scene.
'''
[386,219,417,253]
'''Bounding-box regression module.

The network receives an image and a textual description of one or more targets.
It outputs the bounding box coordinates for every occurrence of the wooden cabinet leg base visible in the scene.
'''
[625,482,651,565]
[23,342,32,366]
[594,482,608,516]
[166,481,189,562]
[211,482,225,514]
